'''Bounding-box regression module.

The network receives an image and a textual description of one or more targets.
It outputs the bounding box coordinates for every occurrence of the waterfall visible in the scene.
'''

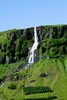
[28,27,39,64]
[0,83,4,88]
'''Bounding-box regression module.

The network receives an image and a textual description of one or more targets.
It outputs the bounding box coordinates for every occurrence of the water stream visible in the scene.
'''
[0,83,4,88]
[28,27,39,64]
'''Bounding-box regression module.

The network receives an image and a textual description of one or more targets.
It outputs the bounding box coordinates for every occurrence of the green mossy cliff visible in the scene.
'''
[0,25,67,64]
[0,25,67,100]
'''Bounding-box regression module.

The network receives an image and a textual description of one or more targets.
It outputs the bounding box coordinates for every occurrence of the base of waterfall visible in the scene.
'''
[0,83,4,88]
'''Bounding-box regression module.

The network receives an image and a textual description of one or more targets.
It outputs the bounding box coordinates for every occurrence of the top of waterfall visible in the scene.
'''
[34,27,38,43]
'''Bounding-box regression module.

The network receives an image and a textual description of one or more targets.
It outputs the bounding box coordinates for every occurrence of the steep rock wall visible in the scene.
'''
[0,25,67,64]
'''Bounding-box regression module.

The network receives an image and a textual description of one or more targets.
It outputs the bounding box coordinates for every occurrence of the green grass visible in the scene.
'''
[0,31,7,44]
[0,26,67,100]
[0,60,25,80]
[40,24,67,27]
[0,58,67,100]
[0,29,18,44]
[39,38,67,58]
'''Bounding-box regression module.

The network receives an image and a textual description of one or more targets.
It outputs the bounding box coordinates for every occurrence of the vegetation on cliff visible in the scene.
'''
[0,25,67,100]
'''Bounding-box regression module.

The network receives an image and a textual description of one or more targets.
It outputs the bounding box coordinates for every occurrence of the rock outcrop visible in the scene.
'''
[0,25,67,64]
[37,25,67,41]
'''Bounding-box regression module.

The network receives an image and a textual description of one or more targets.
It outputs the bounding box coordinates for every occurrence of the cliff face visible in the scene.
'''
[7,28,34,41]
[37,25,67,58]
[37,25,67,41]
[0,25,67,64]
[0,28,34,64]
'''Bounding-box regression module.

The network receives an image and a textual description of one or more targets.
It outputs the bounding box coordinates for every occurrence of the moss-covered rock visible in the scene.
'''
[39,38,67,58]
[0,25,67,64]
[37,25,67,41]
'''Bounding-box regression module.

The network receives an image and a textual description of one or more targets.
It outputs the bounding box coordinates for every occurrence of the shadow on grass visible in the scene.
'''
[23,96,57,100]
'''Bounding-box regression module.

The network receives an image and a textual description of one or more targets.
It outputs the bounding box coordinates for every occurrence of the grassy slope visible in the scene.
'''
[0,31,7,44]
[0,60,23,79]
[0,29,18,44]
[0,25,67,100]
[0,58,67,100]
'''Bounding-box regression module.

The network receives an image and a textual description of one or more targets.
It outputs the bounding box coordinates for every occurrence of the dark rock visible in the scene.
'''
[0,25,67,64]
[40,55,50,59]
[7,28,34,41]
[30,80,35,82]
[0,79,2,83]
[13,67,22,73]
[40,73,47,77]
[18,64,23,69]
[23,28,34,40]
[37,25,67,41]
[7,74,22,81]
[14,75,22,81]
[7,30,17,41]
[13,64,25,73]
[22,64,30,70]
[19,84,25,89]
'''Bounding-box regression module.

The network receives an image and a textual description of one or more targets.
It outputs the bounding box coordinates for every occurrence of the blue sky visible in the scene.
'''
[0,0,67,31]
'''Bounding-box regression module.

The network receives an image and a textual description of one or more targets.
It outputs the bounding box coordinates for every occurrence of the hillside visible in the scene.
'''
[0,25,67,100]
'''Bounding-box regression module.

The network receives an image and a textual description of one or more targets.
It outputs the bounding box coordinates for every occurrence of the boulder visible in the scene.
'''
[13,75,22,81]
[30,80,35,82]
[40,73,47,77]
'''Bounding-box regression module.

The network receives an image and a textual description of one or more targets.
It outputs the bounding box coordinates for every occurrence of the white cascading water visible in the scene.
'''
[0,83,4,88]
[28,27,39,64]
